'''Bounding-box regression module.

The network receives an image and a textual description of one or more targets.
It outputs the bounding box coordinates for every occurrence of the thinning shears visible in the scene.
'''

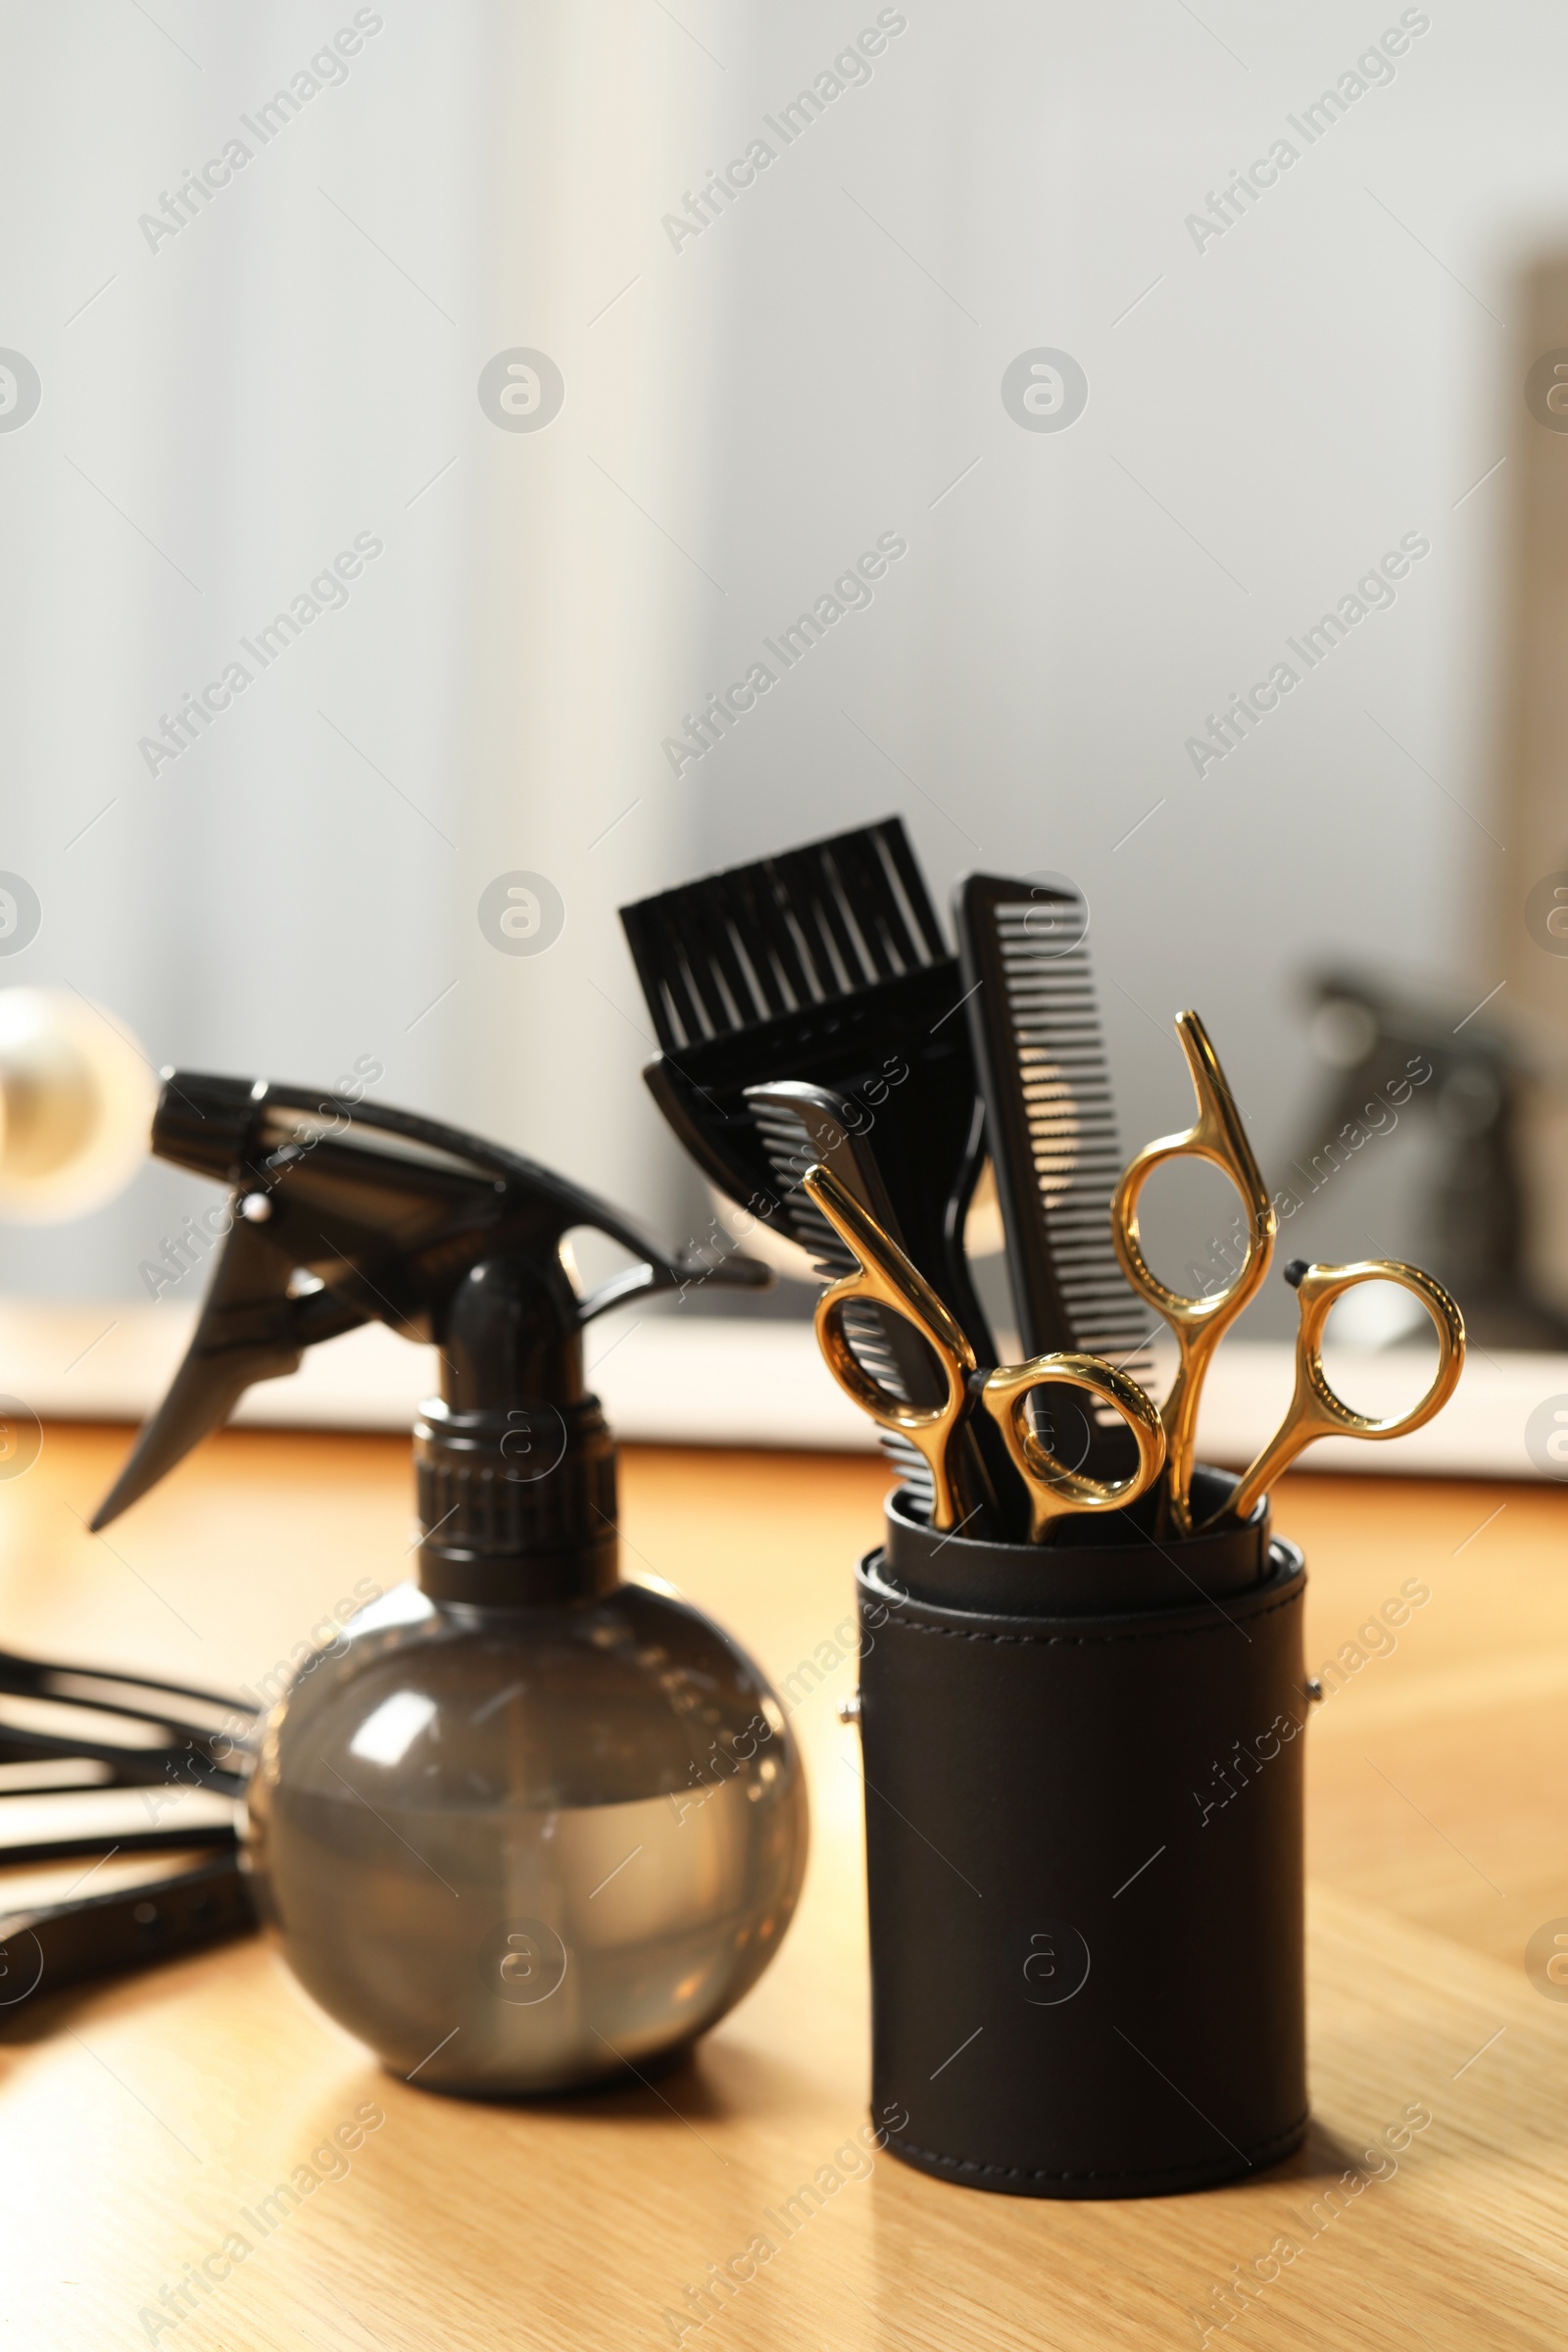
[803,1163,1165,1541]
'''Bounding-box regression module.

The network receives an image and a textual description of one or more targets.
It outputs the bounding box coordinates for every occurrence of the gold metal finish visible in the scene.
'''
[1225,1261,1466,1522]
[979,1353,1166,1542]
[806,1162,1167,1545]
[1111,1009,1277,1535]
[803,1162,979,1532]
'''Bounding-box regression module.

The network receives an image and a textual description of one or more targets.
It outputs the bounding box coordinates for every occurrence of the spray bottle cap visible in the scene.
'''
[93,1074,770,1602]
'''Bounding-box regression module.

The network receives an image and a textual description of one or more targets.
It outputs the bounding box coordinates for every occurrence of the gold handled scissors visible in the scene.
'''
[804,1163,1165,1540]
[1111,1010,1277,1537]
[1225,1257,1464,1522]
[978,1355,1166,1543]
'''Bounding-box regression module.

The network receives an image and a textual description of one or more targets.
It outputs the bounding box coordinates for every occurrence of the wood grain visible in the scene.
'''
[3,1426,1566,2348]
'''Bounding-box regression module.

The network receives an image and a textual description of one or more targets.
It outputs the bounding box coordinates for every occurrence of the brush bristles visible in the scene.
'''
[620,818,946,1055]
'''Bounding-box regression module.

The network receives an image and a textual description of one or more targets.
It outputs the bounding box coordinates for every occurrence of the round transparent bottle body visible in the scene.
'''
[244,1579,808,2095]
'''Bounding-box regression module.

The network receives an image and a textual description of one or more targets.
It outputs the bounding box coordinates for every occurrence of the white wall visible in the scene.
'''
[0,0,1560,1321]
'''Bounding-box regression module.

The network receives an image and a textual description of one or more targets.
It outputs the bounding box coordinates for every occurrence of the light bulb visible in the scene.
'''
[0,989,157,1222]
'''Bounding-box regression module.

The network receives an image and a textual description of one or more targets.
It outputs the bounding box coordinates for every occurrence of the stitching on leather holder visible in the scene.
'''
[866,1580,1303,1647]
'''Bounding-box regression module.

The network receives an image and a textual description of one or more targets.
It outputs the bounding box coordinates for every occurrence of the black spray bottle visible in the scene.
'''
[94,1074,809,2094]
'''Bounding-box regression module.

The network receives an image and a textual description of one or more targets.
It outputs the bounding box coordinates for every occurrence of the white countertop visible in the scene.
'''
[0,1297,1563,1482]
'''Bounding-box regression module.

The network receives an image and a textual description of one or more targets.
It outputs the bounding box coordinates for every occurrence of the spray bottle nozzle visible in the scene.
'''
[93,1074,771,1597]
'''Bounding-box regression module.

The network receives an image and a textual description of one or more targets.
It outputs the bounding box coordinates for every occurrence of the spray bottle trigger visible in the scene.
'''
[89,1216,365,1531]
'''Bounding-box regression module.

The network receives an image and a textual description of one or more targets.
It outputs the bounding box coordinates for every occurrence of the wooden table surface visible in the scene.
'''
[2,1425,1565,2349]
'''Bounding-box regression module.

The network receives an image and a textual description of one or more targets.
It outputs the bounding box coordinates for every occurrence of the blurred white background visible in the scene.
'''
[1,0,1564,1341]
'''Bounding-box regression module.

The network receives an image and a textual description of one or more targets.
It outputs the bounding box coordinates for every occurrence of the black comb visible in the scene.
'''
[744,1081,944,1514]
[955,874,1157,1478]
[743,1081,1017,1532]
[619,818,994,1354]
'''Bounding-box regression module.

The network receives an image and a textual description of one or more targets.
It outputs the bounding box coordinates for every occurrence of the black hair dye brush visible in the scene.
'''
[617,817,996,1360]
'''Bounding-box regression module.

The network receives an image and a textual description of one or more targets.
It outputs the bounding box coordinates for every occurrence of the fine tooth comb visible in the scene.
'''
[744,1081,948,1519]
[955,874,1157,1478]
[618,817,994,1356]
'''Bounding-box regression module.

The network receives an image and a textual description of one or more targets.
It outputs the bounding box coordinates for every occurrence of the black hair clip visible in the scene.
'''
[0,1649,258,2008]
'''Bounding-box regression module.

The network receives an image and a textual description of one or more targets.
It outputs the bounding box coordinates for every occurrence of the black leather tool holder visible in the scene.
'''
[855,1468,1308,2198]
